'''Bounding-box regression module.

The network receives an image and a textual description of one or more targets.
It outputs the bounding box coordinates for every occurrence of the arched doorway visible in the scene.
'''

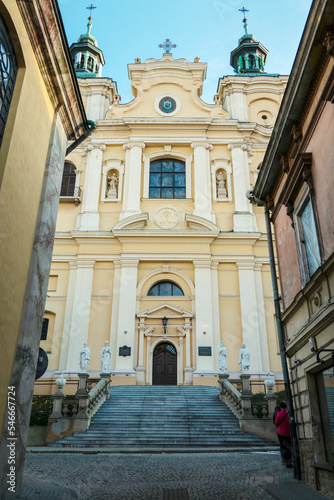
[153,342,177,385]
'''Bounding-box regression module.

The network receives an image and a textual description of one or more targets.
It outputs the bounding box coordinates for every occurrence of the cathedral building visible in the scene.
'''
[40,14,289,389]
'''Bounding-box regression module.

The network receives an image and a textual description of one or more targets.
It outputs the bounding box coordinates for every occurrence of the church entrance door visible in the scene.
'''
[153,342,177,385]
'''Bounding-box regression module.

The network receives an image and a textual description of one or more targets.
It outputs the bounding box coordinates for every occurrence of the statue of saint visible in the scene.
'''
[79,342,90,373]
[239,343,251,373]
[218,340,228,373]
[100,340,112,374]
[216,171,227,197]
[107,173,118,197]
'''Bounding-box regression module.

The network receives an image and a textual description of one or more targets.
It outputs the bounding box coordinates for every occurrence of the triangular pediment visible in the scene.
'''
[137,302,193,319]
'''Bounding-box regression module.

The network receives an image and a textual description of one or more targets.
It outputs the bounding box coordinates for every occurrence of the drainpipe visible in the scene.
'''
[246,190,301,480]
[65,120,97,157]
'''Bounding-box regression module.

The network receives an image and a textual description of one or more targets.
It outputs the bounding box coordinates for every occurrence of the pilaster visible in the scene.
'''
[228,142,257,232]
[191,142,215,223]
[109,259,121,371]
[254,262,270,372]
[59,261,77,369]
[76,143,106,231]
[120,142,145,219]
[65,259,96,371]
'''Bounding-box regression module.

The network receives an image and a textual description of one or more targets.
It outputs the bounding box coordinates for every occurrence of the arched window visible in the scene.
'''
[60,162,76,196]
[87,56,94,72]
[0,14,18,146]
[148,281,184,296]
[149,159,186,199]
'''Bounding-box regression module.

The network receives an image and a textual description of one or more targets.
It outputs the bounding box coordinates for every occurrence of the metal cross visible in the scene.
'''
[159,38,177,54]
[238,7,249,20]
[86,4,97,16]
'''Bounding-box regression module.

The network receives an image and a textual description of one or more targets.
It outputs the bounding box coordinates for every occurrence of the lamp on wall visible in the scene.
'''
[162,316,168,335]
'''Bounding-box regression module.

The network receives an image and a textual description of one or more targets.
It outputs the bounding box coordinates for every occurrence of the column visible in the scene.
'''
[65,259,95,371]
[254,262,270,373]
[237,260,265,373]
[59,261,77,369]
[230,92,248,121]
[193,261,215,374]
[211,261,221,371]
[178,336,184,385]
[191,142,215,223]
[113,259,139,375]
[228,143,257,232]
[146,335,152,384]
[109,260,121,371]
[120,142,145,219]
[76,143,106,231]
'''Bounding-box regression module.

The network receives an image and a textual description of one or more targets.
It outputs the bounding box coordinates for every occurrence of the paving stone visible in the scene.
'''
[22,451,331,500]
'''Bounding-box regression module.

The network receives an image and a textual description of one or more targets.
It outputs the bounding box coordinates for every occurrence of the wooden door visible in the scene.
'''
[153,343,177,385]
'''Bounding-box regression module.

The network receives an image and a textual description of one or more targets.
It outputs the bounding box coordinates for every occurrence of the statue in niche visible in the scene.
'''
[218,340,228,373]
[216,170,227,198]
[100,340,112,374]
[79,342,90,373]
[106,172,118,199]
[239,343,251,373]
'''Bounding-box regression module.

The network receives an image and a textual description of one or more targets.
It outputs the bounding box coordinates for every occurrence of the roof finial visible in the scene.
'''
[86,4,96,35]
[159,38,177,55]
[238,7,249,35]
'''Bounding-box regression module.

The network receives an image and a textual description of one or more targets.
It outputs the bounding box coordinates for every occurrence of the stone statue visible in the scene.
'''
[239,343,250,373]
[79,342,90,373]
[107,172,118,198]
[218,340,228,373]
[216,171,227,198]
[100,340,112,373]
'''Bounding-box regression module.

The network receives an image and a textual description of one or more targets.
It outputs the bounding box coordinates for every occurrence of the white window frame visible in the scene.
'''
[210,158,232,202]
[101,159,124,203]
[293,188,321,286]
[143,150,192,199]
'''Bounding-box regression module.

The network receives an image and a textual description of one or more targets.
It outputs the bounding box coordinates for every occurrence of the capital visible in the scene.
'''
[191,142,213,150]
[123,142,146,150]
[227,143,247,151]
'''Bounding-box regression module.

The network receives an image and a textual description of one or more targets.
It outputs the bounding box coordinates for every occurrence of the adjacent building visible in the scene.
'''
[253,0,334,495]
[40,14,289,389]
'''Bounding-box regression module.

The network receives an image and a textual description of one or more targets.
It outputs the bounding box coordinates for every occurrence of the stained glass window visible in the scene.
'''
[149,159,186,199]
[148,281,184,296]
[0,15,18,146]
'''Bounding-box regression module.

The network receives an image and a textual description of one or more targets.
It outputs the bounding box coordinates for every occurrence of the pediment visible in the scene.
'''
[185,214,220,232]
[112,213,148,231]
[137,302,193,319]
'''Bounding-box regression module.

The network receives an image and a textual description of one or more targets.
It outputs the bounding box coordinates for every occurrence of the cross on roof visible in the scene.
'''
[159,38,177,54]
[238,7,249,20]
[86,4,97,17]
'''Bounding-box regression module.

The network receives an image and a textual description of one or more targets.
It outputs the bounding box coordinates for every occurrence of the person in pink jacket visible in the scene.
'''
[275,401,293,468]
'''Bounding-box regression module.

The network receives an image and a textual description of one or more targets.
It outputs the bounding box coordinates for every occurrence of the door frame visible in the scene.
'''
[152,342,177,385]
[148,337,182,385]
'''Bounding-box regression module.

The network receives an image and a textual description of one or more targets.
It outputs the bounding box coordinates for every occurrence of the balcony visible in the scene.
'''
[59,186,82,206]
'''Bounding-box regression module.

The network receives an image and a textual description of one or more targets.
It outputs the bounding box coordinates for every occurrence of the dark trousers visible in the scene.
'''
[278,433,292,464]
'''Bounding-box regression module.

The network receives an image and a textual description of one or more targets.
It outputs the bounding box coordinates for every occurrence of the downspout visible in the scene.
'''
[247,190,301,480]
[65,120,97,157]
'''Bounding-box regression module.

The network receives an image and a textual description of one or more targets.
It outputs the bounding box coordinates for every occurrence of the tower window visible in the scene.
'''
[40,318,49,341]
[148,281,184,296]
[0,14,18,147]
[87,56,94,71]
[149,159,186,199]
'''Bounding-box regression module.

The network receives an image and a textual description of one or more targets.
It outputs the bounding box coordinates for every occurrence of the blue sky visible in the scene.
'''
[59,0,313,104]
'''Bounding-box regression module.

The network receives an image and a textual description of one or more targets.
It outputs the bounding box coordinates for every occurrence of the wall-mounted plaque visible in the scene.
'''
[119,345,131,357]
[198,347,212,356]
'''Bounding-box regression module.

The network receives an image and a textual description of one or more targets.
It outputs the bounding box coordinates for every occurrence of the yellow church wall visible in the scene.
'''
[87,299,113,369]
[0,0,66,427]
[247,94,281,126]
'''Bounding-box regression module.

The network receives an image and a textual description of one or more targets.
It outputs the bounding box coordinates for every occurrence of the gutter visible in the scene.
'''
[65,120,97,157]
[247,190,301,480]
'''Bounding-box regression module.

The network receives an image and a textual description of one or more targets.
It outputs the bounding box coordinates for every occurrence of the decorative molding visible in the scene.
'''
[322,26,334,58]
[191,142,213,150]
[112,212,148,230]
[123,142,146,150]
[280,153,289,174]
[153,206,180,229]
[185,214,219,232]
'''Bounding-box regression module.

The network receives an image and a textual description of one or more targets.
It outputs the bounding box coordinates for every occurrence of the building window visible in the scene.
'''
[87,56,94,72]
[40,318,49,341]
[0,14,18,147]
[149,159,186,199]
[148,281,184,296]
[295,194,321,284]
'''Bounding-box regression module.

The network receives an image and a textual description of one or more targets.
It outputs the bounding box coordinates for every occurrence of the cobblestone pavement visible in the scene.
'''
[22,451,328,500]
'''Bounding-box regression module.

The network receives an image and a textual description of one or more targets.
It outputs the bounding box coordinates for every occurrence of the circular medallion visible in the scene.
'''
[154,206,180,229]
[159,96,177,114]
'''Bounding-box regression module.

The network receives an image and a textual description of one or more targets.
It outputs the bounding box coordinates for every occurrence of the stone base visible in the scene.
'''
[136,366,145,383]
[46,417,90,444]
[233,212,258,232]
[184,367,193,385]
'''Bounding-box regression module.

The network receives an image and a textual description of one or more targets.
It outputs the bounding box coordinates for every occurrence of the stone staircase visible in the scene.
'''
[50,385,275,449]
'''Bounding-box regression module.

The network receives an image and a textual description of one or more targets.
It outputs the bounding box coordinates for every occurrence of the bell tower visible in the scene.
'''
[230,8,268,75]
[70,4,105,78]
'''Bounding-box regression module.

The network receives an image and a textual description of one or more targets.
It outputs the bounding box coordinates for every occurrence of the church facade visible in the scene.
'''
[40,16,289,389]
